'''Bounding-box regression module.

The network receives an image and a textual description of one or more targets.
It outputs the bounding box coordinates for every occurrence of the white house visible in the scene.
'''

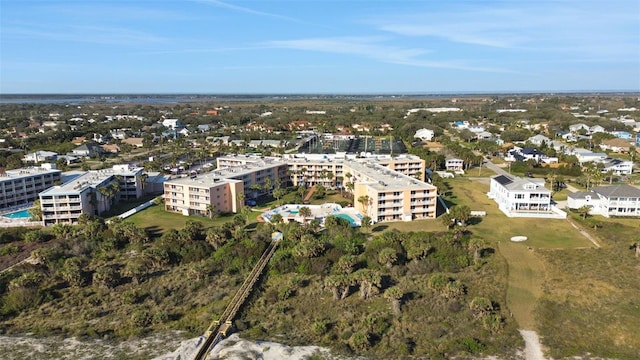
[599,158,633,175]
[528,134,551,146]
[589,125,605,134]
[569,123,590,132]
[162,119,184,130]
[570,148,607,164]
[71,143,103,158]
[445,158,464,171]
[567,184,640,218]
[23,151,58,163]
[487,174,565,218]
[414,128,435,142]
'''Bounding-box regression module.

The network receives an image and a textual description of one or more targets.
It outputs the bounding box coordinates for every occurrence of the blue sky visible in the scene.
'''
[1,0,639,94]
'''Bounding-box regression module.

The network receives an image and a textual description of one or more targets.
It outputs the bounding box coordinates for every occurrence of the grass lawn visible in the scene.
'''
[126,203,237,234]
[446,178,593,249]
[498,240,545,330]
[460,166,498,178]
[551,188,570,201]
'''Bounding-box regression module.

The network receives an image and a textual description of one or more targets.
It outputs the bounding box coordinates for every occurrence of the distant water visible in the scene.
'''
[1,91,637,105]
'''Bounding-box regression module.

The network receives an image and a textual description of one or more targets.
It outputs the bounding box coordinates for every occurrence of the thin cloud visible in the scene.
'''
[39,4,197,21]
[369,1,639,57]
[194,0,303,23]
[264,36,512,73]
[3,24,167,46]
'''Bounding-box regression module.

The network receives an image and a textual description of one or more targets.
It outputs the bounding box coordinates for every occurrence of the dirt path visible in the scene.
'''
[519,330,546,360]
[566,218,601,248]
[499,241,548,359]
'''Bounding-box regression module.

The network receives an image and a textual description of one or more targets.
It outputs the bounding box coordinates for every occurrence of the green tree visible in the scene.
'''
[357,195,371,216]
[335,255,357,274]
[93,266,120,289]
[377,247,398,268]
[469,296,494,319]
[384,286,403,315]
[577,205,591,219]
[28,199,42,221]
[450,205,471,226]
[298,206,312,224]
[354,268,381,300]
[468,237,487,265]
[348,332,371,352]
[360,215,372,232]
[60,257,85,287]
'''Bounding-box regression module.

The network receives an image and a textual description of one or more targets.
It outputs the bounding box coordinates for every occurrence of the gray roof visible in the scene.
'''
[591,184,640,198]
[567,191,594,200]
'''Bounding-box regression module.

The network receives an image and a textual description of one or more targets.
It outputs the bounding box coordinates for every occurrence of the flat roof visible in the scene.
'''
[41,166,143,195]
[347,161,434,192]
[0,167,61,181]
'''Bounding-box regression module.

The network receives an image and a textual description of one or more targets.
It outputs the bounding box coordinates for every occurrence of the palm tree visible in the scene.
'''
[469,296,494,319]
[357,195,371,216]
[335,255,357,274]
[270,213,283,225]
[577,205,591,219]
[298,206,312,224]
[384,286,403,315]
[440,213,454,229]
[28,199,42,221]
[630,237,640,258]
[205,204,217,219]
[360,215,372,232]
[468,237,487,265]
[450,205,471,226]
[377,248,398,268]
[356,269,382,300]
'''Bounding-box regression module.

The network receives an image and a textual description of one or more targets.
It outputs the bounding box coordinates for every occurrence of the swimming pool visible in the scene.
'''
[2,209,32,219]
[334,213,356,226]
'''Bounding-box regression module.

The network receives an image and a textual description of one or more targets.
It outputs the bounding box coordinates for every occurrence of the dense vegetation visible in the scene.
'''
[0,210,521,358]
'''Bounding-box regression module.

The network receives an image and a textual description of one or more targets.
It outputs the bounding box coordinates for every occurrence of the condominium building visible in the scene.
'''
[164,177,244,216]
[0,164,61,211]
[282,153,426,188]
[348,161,437,222]
[179,154,436,223]
[39,165,144,226]
[213,158,289,198]
[164,158,289,216]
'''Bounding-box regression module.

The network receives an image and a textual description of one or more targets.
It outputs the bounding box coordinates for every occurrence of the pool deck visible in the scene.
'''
[262,203,364,227]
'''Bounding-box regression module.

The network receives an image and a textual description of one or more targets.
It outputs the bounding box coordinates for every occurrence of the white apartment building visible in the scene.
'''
[39,165,144,226]
[567,184,640,218]
[0,165,62,211]
[488,174,566,218]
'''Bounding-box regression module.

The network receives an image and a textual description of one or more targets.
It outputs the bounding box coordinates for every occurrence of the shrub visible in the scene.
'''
[130,310,152,327]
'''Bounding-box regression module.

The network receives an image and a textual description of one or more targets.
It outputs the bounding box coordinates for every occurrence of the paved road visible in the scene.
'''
[483,160,510,176]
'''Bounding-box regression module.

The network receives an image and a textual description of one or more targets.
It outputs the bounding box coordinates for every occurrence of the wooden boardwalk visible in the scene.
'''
[192,232,282,360]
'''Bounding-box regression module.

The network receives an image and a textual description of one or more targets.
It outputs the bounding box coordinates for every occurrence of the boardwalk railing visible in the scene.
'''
[193,232,282,360]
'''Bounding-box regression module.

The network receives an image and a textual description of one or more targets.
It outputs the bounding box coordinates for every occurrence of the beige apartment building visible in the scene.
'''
[164,177,244,216]
[348,162,437,222]
[0,164,61,211]
[164,158,289,216]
